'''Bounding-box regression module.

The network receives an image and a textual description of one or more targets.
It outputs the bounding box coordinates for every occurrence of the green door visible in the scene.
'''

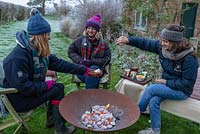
[180,3,198,39]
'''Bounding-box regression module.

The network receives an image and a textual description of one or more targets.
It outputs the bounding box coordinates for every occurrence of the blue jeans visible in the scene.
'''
[138,84,188,131]
[77,65,101,89]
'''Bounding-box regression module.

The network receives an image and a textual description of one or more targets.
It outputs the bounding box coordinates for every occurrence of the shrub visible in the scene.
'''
[60,16,82,39]
[59,0,123,42]
[0,1,29,23]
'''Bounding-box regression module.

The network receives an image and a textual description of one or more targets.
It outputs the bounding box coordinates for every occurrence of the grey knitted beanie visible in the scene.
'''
[160,28,183,42]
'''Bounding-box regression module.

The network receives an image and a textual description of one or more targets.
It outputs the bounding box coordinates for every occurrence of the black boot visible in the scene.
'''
[54,126,76,134]
[45,102,54,128]
[52,105,76,134]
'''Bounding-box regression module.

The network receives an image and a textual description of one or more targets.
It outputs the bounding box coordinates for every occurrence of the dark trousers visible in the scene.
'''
[7,83,64,112]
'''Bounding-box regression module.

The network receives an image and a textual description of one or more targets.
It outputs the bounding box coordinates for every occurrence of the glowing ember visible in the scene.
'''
[105,104,110,109]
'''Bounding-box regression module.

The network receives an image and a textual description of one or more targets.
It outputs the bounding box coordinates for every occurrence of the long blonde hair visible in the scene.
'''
[30,33,50,57]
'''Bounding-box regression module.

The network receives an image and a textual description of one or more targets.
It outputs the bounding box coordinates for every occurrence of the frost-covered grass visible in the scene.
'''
[0,19,200,134]
[0,18,60,60]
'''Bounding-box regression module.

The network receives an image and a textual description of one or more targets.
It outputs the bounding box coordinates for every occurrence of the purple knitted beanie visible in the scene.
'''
[85,14,101,31]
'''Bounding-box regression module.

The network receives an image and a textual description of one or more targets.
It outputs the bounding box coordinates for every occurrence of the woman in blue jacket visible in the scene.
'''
[3,8,101,134]
[115,24,198,134]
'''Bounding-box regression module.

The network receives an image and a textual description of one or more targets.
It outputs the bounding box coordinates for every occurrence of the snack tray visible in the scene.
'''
[120,75,151,85]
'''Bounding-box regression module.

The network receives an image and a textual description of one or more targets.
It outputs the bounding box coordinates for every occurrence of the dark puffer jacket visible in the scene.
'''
[3,31,86,97]
[128,36,199,96]
[68,36,111,68]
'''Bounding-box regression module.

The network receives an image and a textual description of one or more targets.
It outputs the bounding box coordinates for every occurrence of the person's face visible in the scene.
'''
[161,38,171,50]
[86,26,97,37]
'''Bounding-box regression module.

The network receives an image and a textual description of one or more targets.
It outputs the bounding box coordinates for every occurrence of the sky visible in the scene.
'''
[0,0,30,6]
[0,0,61,7]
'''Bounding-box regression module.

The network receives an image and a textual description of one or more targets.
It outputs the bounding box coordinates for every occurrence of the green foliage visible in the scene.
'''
[156,12,170,23]
[111,43,161,81]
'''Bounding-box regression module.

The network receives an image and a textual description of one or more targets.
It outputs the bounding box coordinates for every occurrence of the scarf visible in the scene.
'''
[81,36,105,60]
[32,49,48,81]
[162,47,194,61]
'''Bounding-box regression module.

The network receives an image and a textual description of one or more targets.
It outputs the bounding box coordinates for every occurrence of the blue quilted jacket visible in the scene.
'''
[128,36,199,96]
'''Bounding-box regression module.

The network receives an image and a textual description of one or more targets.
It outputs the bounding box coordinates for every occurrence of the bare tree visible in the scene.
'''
[153,0,167,37]
[27,0,52,15]
[53,0,72,17]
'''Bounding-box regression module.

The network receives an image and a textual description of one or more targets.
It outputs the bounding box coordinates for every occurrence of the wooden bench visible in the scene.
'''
[115,68,200,124]
[160,97,200,123]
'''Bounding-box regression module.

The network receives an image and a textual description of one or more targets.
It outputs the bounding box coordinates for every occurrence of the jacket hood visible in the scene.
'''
[16,30,31,49]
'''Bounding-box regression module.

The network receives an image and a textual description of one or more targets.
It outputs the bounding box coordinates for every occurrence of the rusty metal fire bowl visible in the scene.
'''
[59,89,140,133]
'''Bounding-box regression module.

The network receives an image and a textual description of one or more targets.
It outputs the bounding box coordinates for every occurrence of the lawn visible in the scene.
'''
[0,19,200,134]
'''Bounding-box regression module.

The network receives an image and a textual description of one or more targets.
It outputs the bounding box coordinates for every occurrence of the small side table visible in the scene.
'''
[115,79,150,103]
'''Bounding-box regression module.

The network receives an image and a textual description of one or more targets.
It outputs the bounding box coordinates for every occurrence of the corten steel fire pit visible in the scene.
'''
[59,89,140,133]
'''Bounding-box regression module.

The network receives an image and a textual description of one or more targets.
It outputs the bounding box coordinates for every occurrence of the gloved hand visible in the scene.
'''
[80,60,92,67]
[46,80,55,90]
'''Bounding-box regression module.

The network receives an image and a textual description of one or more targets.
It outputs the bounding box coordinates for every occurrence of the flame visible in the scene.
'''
[105,104,110,109]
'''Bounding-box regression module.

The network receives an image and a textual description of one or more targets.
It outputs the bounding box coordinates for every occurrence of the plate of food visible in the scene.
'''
[135,74,146,82]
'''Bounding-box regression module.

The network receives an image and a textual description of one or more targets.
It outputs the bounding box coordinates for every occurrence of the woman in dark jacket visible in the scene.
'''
[115,24,198,134]
[3,8,101,134]
[68,14,111,89]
